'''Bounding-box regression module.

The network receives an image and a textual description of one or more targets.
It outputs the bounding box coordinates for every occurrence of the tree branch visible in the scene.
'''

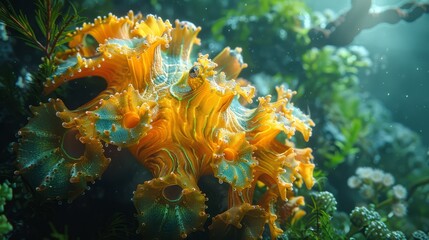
[308,0,429,48]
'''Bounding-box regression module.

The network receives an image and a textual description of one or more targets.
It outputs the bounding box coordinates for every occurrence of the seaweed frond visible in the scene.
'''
[286,194,342,240]
[0,0,83,58]
[0,2,42,51]
[0,0,84,94]
[306,196,337,239]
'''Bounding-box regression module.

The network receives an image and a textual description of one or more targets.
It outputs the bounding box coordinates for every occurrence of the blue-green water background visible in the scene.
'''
[309,0,429,146]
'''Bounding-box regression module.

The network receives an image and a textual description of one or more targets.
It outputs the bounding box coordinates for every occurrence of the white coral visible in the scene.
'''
[356,167,374,180]
[392,185,407,200]
[370,169,384,183]
[347,175,362,188]
[391,203,407,217]
[382,173,395,187]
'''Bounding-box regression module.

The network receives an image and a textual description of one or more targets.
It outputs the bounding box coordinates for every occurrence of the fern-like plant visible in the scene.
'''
[286,193,342,240]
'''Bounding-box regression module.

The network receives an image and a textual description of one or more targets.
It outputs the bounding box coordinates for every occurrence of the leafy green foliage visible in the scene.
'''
[210,0,312,75]
[318,96,363,168]
[299,46,372,168]
[212,0,309,42]
[0,181,13,238]
[301,46,371,97]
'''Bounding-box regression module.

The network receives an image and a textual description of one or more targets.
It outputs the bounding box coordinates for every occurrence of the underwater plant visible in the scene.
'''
[347,166,408,218]
[11,10,315,239]
[0,0,84,78]
[0,181,12,238]
[284,189,410,239]
[348,205,408,240]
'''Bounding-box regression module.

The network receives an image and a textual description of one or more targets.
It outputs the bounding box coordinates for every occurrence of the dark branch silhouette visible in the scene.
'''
[309,0,429,47]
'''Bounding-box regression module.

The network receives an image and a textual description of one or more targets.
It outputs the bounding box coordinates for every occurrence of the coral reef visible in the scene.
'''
[15,11,315,239]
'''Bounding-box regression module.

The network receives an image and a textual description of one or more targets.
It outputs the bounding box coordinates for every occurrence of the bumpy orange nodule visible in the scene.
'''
[123,111,141,129]
[223,148,237,161]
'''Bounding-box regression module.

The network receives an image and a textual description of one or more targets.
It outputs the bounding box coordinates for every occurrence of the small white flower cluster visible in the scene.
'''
[392,185,407,200]
[347,166,408,218]
[391,202,407,218]
[348,167,395,190]
[389,185,408,217]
